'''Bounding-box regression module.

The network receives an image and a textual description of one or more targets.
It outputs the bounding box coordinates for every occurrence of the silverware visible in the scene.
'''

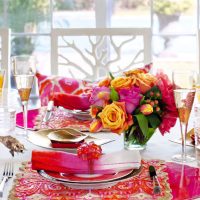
[43,100,54,122]
[0,162,14,197]
[149,165,161,194]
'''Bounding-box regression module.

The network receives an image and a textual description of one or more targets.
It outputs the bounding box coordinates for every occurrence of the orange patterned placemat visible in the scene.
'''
[9,160,172,200]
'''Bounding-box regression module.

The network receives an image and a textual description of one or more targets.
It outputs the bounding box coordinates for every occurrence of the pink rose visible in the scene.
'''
[118,87,142,114]
[89,86,110,107]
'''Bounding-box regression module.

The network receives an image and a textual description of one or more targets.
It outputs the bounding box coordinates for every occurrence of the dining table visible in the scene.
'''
[0,104,199,200]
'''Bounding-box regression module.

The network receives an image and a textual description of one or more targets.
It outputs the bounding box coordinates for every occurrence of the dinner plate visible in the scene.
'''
[38,166,142,189]
[63,108,92,121]
[39,168,133,183]
[169,128,194,147]
[28,128,114,152]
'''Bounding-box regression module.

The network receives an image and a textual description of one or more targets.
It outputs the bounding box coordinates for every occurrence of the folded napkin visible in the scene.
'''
[53,93,91,111]
[50,140,84,148]
[32,150,141,174]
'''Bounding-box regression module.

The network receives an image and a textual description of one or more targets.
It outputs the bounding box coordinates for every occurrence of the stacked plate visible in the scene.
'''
[38,166,142,189]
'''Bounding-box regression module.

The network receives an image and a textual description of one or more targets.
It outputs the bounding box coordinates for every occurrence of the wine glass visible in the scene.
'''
[11,55,35,137]
[172,70,196,162]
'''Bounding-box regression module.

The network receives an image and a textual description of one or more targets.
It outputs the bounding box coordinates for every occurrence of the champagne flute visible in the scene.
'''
[12,55,35,137]
[172,70,196,162]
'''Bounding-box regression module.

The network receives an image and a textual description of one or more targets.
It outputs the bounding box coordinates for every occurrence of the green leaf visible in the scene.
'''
[147,114,161,128]
[146,128,156,142]
[135,113,148,137]
[110,87,119,101]
[140,96,145,105]
[109,72,115,80]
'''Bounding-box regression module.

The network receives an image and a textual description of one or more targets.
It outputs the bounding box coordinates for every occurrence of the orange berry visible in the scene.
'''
[150,101,155,106]
[154,100,159,104]
[156,92,160,97]
[156,107,160,112]
[150,91,154,96]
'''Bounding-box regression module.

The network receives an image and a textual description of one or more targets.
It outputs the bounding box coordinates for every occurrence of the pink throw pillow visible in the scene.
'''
[36,72,90,106]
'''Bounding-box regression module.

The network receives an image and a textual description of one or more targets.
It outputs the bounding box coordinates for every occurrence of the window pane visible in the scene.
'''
[0,0,51,33]
[11,35,50,73]
[153,35,197,74]
[153,0,195,34]
[53,0,95,28]
[111,0,151,27]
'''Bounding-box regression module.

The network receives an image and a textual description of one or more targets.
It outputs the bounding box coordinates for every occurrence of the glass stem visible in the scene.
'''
[180,121,188,161]
[22,101,28,137]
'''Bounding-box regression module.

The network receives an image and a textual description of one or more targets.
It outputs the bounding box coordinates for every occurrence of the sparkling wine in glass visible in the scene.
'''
[12,55,35,137]
[172,70,196,162]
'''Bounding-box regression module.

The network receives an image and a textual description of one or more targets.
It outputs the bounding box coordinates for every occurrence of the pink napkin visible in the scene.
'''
[32,150,141,174]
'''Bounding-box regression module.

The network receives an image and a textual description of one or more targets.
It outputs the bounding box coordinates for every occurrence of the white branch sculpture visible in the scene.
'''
[58,34,145,80]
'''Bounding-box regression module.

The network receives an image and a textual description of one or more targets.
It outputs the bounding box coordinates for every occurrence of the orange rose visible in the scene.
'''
[111,77,133,90]
[130,73,157,94]
[140,104,153,115]
[90,119,103,132]
[98,78,111,87]
[124,69,157,93]
[98,102,133,134]
[90,106,101,118]
[124,69,144,77]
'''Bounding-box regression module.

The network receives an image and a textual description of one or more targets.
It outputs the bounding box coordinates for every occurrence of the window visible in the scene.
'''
[0,0,198,79]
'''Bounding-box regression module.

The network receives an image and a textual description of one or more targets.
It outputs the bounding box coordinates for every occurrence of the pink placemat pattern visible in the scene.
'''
[9,160,172,200]
[16,107,91,131]
[166,162,200,200]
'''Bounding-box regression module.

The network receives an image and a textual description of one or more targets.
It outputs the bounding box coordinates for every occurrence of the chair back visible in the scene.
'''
[51,28,152,81]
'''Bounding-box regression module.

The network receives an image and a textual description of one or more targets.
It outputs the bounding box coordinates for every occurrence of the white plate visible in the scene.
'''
[38,166,142,189]
[63,108,92,121]
[27,128,114,152]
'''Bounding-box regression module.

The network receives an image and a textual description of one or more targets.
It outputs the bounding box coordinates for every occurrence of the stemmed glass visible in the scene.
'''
[172,70,196,162]
[12,55,35,137]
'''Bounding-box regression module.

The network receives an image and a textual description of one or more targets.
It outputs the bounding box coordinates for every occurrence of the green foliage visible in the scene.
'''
[7,0,49,32]
[110,87,119,102]
[117,0,147,9]
[109,72,115,80]
[145,86,162,100]
[135,113,148,137]
[154,0,192,15]
[54,0,94,11]
[147,114,161,128]
[0,0,49,55]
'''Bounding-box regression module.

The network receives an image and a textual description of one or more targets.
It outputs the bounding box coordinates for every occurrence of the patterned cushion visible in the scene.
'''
[36,72,90,106]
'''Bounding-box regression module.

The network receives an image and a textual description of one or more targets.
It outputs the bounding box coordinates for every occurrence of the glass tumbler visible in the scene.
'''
[0,107,16,135]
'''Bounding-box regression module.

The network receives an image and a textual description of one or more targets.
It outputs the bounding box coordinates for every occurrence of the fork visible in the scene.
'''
[0,162,14,197]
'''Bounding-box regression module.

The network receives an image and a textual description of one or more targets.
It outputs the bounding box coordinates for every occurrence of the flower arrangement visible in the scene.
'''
[89,64,178,149]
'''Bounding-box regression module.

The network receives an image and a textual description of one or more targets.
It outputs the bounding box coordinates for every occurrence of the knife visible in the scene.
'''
[149,165,161,194]
[43,100,54,122]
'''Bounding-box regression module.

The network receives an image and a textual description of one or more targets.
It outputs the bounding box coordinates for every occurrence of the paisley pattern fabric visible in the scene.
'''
[36,72,91,106]
[9,160,173,200]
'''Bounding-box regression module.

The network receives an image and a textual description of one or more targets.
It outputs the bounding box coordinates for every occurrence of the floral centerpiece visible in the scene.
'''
[89,64,178,150]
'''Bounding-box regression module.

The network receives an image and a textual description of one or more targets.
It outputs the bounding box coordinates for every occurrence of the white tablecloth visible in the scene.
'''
[0,121,198,199]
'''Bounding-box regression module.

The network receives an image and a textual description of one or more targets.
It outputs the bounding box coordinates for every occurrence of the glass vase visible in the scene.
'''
[124,129,153,150]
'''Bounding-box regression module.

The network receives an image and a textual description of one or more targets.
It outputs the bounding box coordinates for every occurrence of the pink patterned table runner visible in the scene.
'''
[16,108,91,131]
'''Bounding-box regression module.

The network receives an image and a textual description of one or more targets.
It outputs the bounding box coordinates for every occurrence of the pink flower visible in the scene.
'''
[158,113,177,135]
[156,71,178,135]
[89,86,110,107]
[118,87,142,114]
